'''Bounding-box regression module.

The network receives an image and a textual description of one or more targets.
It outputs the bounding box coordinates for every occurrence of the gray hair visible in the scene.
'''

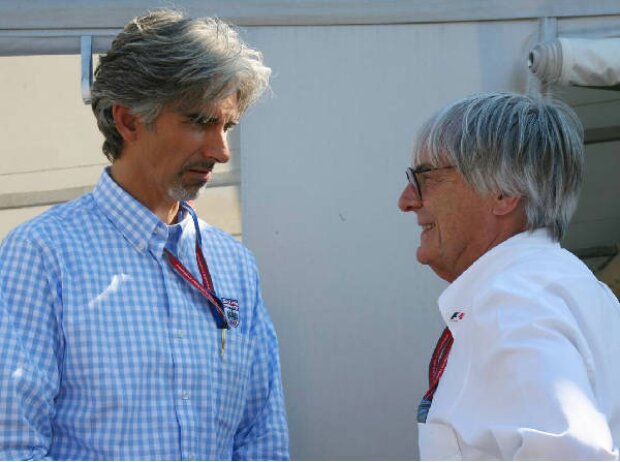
[91,8,271,161]
[413,92,584,241]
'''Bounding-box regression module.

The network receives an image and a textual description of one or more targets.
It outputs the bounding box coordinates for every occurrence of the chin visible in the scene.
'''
[186,189,203,201]
[416,246,434,266]
[169,184,203,202]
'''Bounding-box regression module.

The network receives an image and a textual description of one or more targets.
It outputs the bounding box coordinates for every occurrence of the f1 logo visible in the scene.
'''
[450,311,465,321]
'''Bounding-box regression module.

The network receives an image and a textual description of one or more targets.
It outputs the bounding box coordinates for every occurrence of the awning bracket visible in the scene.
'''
[80,35,93,104]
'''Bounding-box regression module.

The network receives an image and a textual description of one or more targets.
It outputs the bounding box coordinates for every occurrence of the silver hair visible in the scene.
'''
[412,92,584,241]
[91,8,271,161]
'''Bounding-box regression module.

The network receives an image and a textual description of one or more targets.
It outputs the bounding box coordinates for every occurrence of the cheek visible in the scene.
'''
[434,203,461,233]
[444,201,493,244]
[434,202,476,243]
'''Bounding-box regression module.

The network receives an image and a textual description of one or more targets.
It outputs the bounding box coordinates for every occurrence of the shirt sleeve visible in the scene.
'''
[0,230,63,460]
[450,284,617,460]
[232,265,289,461]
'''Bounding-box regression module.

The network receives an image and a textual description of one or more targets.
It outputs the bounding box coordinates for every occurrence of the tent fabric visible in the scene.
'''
[529,38,620,87]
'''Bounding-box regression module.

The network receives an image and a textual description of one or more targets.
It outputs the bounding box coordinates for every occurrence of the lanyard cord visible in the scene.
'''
[163,203,229,330]
[423,327,453,401]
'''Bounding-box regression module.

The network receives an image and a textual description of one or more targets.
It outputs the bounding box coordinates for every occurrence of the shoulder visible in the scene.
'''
[198,220,251,254]
[466,244,612,344]
[1,194,96,258]
[446,239,595,318]
[197,219,258,270]
[0,196,96,302]
[488,245,603,303]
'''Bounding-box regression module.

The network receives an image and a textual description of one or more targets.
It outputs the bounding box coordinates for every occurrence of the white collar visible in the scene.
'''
[437,229,559,324]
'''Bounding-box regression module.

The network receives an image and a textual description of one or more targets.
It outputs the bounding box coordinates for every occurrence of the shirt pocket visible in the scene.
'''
[418,421,462,460]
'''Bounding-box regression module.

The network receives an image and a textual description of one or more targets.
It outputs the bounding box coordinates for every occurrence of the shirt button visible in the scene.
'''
[136,242,146,252]
[176,330,185,339]
[188,454,194,461]
[181,391,190,400]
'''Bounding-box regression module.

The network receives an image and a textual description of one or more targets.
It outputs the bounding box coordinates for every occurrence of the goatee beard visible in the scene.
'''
[169,161,214,202]
[168,181,206,202]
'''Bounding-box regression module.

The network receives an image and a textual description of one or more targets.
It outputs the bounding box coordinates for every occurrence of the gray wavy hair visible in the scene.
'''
[91,8,271,161]
[413,92,584,241]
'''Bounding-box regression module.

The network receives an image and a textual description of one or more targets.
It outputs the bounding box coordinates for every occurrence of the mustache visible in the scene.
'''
[180,160,216,173]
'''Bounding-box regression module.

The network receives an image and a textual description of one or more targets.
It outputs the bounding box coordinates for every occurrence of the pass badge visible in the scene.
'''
[222,298,240,328]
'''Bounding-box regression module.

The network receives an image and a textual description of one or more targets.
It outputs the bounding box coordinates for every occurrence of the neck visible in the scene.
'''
[110,162,180,225]
[438,216,528,283]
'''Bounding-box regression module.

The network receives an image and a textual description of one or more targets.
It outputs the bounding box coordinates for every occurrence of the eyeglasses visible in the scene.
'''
[406,165,455,200]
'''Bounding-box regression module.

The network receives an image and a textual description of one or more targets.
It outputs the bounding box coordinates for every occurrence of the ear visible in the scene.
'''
[112,104,141,143]
[492,194,521,216]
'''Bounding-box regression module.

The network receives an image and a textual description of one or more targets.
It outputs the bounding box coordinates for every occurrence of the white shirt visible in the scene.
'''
[419,229,620,460]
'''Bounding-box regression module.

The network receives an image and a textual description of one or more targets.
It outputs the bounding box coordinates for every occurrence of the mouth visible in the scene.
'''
[185,169,212,182]
[187,168,212,175]
[182,163,215,182]
[419,222,436,240]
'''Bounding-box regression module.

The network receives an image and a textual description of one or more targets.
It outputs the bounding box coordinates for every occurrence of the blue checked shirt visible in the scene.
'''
[0,169,289,460]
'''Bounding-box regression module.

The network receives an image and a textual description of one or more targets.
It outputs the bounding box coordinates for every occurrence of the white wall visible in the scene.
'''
[242,20,538,460]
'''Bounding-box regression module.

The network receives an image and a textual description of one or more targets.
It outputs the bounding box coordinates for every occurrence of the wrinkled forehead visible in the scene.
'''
[411,143,453,170]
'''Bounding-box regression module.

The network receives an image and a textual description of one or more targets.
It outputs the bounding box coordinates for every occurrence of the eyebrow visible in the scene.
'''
[184,112,213,120]
[185,112,240,125]
[412,162,434,171]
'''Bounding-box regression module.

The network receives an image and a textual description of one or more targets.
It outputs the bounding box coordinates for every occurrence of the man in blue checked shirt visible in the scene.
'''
[0,9,289,460]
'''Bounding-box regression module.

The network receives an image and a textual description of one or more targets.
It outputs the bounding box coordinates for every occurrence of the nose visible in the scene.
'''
[201,129,230,164]
[398,184,422,212]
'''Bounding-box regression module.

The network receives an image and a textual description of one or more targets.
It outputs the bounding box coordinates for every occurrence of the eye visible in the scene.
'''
[224,121,238,133]
[418,172,429,180]
[413,167,432,180]
[185,114,238,132]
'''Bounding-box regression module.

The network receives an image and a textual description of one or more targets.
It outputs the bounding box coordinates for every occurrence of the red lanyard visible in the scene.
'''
[163,206,229,330]
[423,327,453,401]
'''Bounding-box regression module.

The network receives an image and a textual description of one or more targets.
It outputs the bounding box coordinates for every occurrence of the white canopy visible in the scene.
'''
[529,38,620,87]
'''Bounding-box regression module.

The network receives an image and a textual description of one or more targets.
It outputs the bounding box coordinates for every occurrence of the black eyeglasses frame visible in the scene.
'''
[405,165,455,200]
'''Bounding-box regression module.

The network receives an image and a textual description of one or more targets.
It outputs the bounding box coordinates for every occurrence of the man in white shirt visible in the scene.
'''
[398,92,620,460]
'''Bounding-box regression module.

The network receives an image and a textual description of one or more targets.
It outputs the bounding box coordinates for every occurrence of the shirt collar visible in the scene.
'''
[437,228,558,323]
[92,168,172,254]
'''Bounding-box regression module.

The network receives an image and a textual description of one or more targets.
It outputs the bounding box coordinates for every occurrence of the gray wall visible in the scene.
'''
[241,20,538,460]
